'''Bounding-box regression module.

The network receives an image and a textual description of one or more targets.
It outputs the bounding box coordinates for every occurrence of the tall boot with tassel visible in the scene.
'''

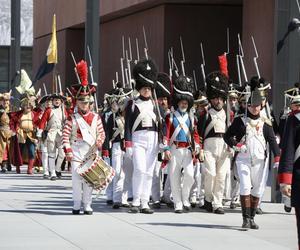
[250,195,260,229]
[240,195,251,229]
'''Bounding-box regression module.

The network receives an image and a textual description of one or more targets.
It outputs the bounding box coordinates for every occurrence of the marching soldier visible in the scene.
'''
[125,58,159,214]
[62,60,105,215]
[278,84,300,213]
[37,93,68,180]
[36,95,53,178]
[163,75,200,213]
[190,90,209,208]
[152,72,171,209]
[278,88,300,248]
[197,71,230,214]
[103,84,132,208]
[224,87,280,229]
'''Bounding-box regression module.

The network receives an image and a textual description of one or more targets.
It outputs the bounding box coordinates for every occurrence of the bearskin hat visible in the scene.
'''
[156,73,171,98]
[249,76,271,97]
[172,75,194,110]
[132,58,158,91]
[206,71,228,100]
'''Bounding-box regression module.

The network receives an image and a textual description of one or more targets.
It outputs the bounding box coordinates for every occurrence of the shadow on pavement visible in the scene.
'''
[138,222,246,231]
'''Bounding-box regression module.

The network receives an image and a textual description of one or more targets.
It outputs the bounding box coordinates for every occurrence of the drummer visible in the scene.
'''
[62,60,105,215]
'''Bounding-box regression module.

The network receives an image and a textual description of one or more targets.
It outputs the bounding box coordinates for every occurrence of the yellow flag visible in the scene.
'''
[47,14,58,64]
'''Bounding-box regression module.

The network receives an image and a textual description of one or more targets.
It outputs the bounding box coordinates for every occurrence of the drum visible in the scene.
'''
[76,154,115,190]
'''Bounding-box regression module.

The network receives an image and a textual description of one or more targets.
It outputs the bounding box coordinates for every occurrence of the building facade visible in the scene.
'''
[33,0,300,118]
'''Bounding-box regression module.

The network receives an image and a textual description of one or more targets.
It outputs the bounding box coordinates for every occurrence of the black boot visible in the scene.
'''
[204,200,213,213]
[242,207,251,229]
[1,163,7,173]
[250,195,260,230]
[240,195,251,229]
[5,161,11,171]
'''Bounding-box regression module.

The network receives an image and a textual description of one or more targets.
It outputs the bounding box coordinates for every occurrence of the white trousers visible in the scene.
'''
[48,134,65,177]
[169,145,194,210]
[122,154,133,202]
[40,142,49,175]
[236,157,268,197]
[204,138,230,209]
[71,141,93,210]
[151,160,163,203]
[231,161,240,203]
[106,142,125,203]
[132,130,158,208]
[190,161,201,203]
[162,171,172,203]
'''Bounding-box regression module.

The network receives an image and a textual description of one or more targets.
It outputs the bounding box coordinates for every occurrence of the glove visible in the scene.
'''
[125,147,133,158]
[233,143,247,153]
[280,184,291,197]
[66,152,73,162]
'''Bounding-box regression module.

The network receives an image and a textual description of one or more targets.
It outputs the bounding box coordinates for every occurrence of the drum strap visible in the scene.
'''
[74,113,97,146]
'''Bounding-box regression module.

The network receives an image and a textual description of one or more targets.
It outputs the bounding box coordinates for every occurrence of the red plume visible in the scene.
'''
[76,60,88,86]
[218,53,229,78]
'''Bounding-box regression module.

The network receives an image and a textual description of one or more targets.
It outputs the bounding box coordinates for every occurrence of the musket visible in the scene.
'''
[170,47,179,77]
[66,87,74,98]
[200,43,206,89]
[70,52,81,85]
[125,68,129,87]
[87,46,96,85]
[125,49,133,89]
[226,28,230,55]
[244,84,251,144]
[142,26,164,143]
[143,26,149,59]
[238,34,248,82]
[225,28,231,127]
[193,70,198,91]
[297,0,300,15]
[179,36,186,76]
[168,49,172,79]
[135,38,140,63]
[251,36,261,78]
[43,83,48,95]
[116,71,119,83]
[112,80,116,89]
[128,37,133,65]
[57,74,62,94]
[236,54,242,86]
[120,36,125,87]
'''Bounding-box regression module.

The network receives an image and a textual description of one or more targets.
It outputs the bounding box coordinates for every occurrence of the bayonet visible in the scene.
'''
[180,36,186,76]
[70,52,81,85]
[135,38,140,63]
[251,36,261,78]
[143,26,149,59]
[238,34,248,82]
[200,43,206,88]
[193,70,198,91]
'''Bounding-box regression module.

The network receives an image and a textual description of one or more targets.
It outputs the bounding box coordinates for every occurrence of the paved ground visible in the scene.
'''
[0,166,297,250]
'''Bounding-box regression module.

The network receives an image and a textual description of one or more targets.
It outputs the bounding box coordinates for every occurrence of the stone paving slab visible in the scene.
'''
[0,169,297,250]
